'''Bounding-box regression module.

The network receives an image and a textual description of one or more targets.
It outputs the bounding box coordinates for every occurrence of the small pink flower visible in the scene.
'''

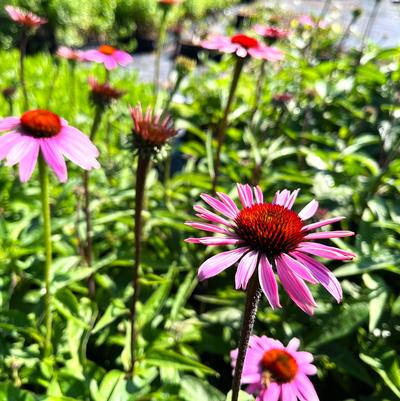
[201,34,283,61]
[185,185,355,315]
[5,5,47,28]
[231,335,319,401]
[298,15,327,29]
[254,25,290,40]
[57,46,85,62]
[0,110,100,182]
[88,76,125,106]
[83,45,133,70]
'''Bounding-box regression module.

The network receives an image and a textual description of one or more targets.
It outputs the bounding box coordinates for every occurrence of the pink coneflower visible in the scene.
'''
[130,103,177,150]
[272,93,294,105]
[158,0,183,5]
[0,110,100,182]
[5,5,47,28]
[231,335,319,401]
[254,25,290,41]
[88,76,124,107]
[201,34,283,60]
[83,45,133,70]
[186,185,355,315]
[57,46,84,62]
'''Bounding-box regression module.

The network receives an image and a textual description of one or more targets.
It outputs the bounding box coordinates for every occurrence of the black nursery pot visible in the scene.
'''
[134,34,156,53]
[178,41,222,63]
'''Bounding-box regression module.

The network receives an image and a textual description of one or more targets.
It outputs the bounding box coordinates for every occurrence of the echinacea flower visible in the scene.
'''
[88,76,124,107]
[201,34,283,61]
[231,335,319,401]
[185,185,355,315]
[0,110,100,182]
[272,93,294,105]
[5,5,47,28]
[130,103,177,155]
[298,15,327,29]
[83,45,133,70]
[158,0,183,5]
[57,46,84,62]
[254,25,290,41]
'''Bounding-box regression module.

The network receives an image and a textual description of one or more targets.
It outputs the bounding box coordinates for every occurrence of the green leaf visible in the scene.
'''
[180,375,224,401]
[225,390,254,401]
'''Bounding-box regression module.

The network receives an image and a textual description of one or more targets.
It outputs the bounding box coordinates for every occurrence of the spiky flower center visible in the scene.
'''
[231,34,259,49]
[20,110,61,138]
[98,45,116,55]
[234,203,304,255]
[137,122,171,146]
[261,349,298,384]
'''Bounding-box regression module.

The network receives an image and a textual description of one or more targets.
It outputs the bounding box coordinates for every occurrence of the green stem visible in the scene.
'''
[84,106,104,298]
[19,30,28,110]
[249,60,267,124]
[358,0,381,64]
[231,273,261,401]
[130,154,151,377]
[211,57,245,192]
[38,156,52,357]
[154,9,169,101]
[46,60,61,109]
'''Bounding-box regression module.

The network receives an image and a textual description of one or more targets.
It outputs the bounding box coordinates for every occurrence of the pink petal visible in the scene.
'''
[0,132,22,159]
[304,230,354,240]
[200,193,237,219]
[295,351,314,365]
[273,189,290,206]
[292,252,342,303]
[18,141,39,182]
[40,139,68,182]
[276,256,317,315]
[236,47,248,58]
[286,337,300,352]
[258,254,281,309]
[254,186,263,204]
[113,50,133,65]
[104,56,118,70]
[285,189,300,209]
[185,221,233,235]
[0,117,20,131]
[185,237,243,246]
[5,135,37,166]
[298,242,355,260]
[281,383,297,401]
[298,200,319,220]
[281,253,318,284]
[302,216,345,232]
[295,374,319,401]
[216,192,240,216]
[237,183,253,208]
[194,205,232,226]
[235,250,259,290]
[262,382,280,401]
[300,364,318,375]
[197,247,249,281]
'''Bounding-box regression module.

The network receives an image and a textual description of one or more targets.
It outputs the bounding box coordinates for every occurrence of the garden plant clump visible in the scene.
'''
[0,1,399,401]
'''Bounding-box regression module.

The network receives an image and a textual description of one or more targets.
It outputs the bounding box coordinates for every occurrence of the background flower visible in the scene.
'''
[231,335,319,401]
[5,5,47,28]
[83,45,133,70]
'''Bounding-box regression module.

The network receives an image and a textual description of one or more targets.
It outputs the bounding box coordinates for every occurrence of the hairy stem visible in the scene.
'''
[231,273,261,401]
[38,156,53,357]
[130,154,151,376]
[212,57,245,192]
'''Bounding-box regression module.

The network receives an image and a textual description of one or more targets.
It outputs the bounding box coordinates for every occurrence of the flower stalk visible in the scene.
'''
[38,156,53,357]
[212,57,245,192]
[154,8,169,100]
[84,105,104,298]
[19,30,29,110]
[130,153,151,376]
[231,272,262,401]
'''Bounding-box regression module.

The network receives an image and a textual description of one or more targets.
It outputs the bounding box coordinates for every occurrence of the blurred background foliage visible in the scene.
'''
[0,0,400,400]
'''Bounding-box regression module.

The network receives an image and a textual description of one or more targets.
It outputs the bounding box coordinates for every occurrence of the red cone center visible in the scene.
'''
[20,109,61,138]
[262,349,298,383]
[98,45,116,55]
[234,203,305,255]
[231,34,259,49]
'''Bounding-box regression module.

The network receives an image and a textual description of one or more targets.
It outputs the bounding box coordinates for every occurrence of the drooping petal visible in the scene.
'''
[184,221,233,235]
[276,257,317,315]
[298,242,355,260]
[262,383,281,401]
[18,140,39,182]
[185,236,243,246]
[0,117,20,131]
[40,139,68,182]
[298,200,319,220]
[235,250,259,290]
[280,253,318,284]
[258,254,281,309]
[113,50,133,65]
[104,56,118,70]
[0,132,23,159]
[197,247,249,281]
[5,135,38,166]
[295,374,319,401]
[292,252,342,303]
[194,205,232,226]
[281,383,297,401]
